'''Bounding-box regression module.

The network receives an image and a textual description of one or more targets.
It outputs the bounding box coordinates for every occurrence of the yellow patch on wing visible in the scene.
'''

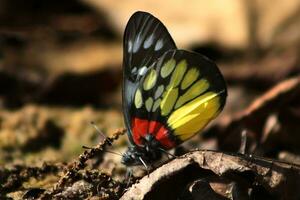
[181,68,199,90]
[154,85,164,99]
[134,89,143,109]
[160,60,188,116]
[175,79,209,109]
[160,88,178,116]
[168,60,187,88]
[145,97,153,112]
[168,92,221,141]
[160,59,176,78]
[143,69,157,90]
[152,98,161,112]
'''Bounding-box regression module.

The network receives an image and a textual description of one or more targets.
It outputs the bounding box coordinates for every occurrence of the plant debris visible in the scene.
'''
[120,150,300,200]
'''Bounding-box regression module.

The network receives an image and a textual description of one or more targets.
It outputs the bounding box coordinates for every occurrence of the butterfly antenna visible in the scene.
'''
[90,121,112,145]
[105,149,123,156]
[138,157,150,176]
[90,121,124,155]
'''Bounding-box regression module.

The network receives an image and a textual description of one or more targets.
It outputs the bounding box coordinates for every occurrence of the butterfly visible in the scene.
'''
[121,11,227,166]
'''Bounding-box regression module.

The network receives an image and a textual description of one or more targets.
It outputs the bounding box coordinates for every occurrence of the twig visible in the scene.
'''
[39,128,126,199]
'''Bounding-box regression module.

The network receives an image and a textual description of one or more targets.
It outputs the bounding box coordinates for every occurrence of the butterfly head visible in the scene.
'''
[121,134,162,166]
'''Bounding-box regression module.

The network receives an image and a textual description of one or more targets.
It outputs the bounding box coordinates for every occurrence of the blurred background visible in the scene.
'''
[0,0,300,198]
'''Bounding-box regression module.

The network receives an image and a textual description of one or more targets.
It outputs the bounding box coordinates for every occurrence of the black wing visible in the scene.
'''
[122,11,177,142]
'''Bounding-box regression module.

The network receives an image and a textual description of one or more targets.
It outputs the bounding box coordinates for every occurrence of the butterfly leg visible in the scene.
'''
[125,167,133,188]
[138,157,150,176]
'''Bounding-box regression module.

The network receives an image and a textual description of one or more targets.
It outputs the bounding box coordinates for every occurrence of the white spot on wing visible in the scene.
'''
[128,40,132,52]
[133,34,142,53]
[154,39,163,51]
[131,67,137,73]
[138,66,148,76]
[143,34,154,49]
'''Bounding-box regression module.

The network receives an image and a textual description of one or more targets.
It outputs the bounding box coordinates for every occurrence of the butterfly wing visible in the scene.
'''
[122,11,176,142]
[131,49,227,148]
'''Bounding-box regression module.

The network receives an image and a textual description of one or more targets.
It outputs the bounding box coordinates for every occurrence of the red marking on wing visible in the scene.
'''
[131,117,175,149]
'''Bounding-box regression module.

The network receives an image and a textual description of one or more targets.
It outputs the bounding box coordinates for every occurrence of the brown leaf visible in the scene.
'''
[121,150,300,200]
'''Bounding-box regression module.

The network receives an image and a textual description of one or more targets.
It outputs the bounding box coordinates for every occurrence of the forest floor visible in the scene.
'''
[0,0,300,199]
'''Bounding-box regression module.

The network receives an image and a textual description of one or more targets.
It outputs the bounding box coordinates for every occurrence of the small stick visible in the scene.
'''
[39,128,126,199]
[239,130,247,154]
